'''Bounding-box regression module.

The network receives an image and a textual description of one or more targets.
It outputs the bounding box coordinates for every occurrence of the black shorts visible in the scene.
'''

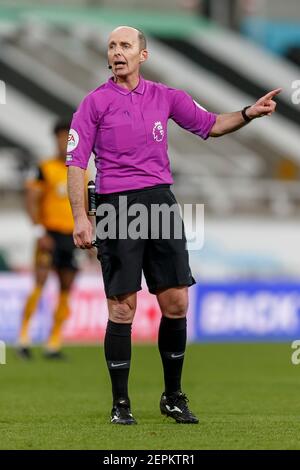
[95,184,195,298]
[47,231,78,271]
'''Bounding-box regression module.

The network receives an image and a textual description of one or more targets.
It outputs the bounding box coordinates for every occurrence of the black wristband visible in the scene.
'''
[241,106,252,123]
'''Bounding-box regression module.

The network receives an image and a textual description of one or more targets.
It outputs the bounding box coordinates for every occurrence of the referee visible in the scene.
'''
[66,26,281,425]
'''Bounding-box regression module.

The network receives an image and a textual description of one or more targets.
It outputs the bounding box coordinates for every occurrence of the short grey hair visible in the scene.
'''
[137,29,147,50]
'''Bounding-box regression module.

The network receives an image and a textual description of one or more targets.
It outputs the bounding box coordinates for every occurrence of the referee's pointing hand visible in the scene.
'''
[247,88,282,119]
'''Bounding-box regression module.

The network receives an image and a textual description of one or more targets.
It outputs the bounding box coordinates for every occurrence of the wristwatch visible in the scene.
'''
[241,106,252,123]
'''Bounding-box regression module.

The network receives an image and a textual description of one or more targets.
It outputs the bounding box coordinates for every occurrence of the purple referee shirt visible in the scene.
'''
[66,76,217,194]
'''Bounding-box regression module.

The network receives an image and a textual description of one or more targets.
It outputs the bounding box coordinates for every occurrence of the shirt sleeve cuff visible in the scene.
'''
[65,160,88,170]
[202,113,218,140]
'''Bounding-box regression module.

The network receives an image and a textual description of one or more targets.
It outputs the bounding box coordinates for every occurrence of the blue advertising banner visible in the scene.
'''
[193,282,300,341]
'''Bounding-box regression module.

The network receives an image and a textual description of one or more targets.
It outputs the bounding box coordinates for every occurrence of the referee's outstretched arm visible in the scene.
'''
[209,88,282,137]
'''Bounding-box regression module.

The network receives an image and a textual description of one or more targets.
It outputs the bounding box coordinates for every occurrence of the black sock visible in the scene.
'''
[104,320,132,404]
[158,316,187,396]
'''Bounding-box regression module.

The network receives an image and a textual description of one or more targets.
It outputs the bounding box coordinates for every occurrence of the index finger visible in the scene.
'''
[263,88,282,100]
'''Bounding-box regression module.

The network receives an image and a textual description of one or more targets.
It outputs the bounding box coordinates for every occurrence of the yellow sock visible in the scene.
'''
[19,285,42,346]
[46,291,70,351]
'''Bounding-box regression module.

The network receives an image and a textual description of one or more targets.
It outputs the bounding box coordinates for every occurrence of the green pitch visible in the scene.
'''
[1,343,300,450]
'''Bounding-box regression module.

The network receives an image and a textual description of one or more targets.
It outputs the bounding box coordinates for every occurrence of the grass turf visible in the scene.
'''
[0,343,300,450]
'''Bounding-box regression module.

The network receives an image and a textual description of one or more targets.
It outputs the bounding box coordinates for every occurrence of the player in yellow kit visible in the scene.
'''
[18,120,77,359]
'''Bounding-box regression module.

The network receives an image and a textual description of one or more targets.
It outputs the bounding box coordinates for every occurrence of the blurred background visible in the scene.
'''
[1,0,300,344]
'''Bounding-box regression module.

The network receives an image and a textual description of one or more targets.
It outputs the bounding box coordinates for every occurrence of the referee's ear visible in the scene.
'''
[139,49,148,64]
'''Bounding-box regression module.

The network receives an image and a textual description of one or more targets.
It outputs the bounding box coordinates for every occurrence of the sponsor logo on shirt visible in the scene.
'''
[153,121,164,142]
[66,155,73,162]
[67,129,79,152]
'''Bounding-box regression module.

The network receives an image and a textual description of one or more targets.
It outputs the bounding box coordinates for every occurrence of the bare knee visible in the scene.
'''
[163,299,188,319]
[57,269,76,292]
[157,288,188,319]
[108,294,136,323]
[110,302,135,323]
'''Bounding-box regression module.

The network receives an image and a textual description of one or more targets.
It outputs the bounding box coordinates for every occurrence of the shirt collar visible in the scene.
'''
[108,76,145,95]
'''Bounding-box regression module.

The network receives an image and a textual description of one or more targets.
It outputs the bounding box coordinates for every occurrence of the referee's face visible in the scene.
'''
[108,27,147,79]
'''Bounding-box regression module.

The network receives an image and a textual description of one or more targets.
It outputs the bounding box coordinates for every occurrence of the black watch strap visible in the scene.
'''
[241,106,252,123]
